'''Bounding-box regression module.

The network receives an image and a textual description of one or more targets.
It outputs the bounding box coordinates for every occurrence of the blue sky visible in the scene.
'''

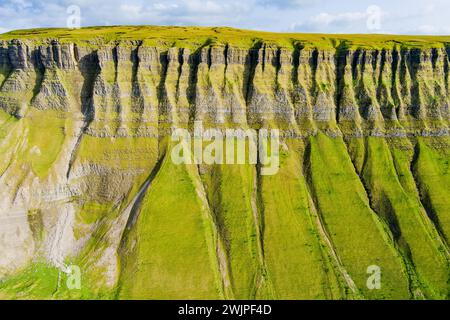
[1,0,450,35]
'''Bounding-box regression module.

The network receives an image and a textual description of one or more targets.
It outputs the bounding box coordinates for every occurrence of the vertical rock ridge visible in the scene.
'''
[376,49,394,120]
[430,48,448,121]
[337,49,362,134]
[224,46,249,124]
[390,48,402,120]
[408,49,424,120]
[444,48,450,119]
[195,45,228,124]
[357,50,384,125]
[163,47,182,125]
[312,49,337,126]
[273,47,296,126]
[135,46,162,136]
[293,47,315,129]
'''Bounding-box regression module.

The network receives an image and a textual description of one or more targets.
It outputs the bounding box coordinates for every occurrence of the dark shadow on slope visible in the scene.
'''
[335,40,349,123]
[255,131,266,260]
[157,50,169,126]
[0,46,12,92]
[79,49,101,124]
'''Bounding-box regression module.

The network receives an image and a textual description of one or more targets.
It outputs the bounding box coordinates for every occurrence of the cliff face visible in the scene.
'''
[0,28,449,299]
[1,39,449,133]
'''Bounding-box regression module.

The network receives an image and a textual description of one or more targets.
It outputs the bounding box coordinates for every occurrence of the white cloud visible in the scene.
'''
[119,4,142,16]
[291,10,369,32]
[152,3,179,11]
[311,12,367,26]
[10,0,32,8]
[290,6,386,33]
[256,0,320,8]
[0,0,450,35]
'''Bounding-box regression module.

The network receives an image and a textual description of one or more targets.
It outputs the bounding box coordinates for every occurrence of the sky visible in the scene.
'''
[1,0,450,35]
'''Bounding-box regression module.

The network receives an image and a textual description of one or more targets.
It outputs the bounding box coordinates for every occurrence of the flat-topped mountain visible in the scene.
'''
[0,27,448,300]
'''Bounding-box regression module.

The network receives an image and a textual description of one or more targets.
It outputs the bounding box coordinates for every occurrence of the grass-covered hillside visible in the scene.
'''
[0,26,448,300]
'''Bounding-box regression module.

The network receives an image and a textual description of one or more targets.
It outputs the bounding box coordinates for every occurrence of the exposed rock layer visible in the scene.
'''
[1,39,449,135]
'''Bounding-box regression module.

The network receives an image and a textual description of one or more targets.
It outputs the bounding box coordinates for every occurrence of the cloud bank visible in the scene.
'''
[1,0,450,35]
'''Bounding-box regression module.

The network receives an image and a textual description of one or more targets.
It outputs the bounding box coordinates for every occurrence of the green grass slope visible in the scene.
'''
[118,146,223,299]
[306,133,411,299]
[200,163,263,299]
[413,138,450,246]
[360,137,449,298]
[260,139,343,299]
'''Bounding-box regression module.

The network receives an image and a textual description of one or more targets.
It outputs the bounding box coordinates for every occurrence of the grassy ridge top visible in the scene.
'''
[1,25,450,49]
